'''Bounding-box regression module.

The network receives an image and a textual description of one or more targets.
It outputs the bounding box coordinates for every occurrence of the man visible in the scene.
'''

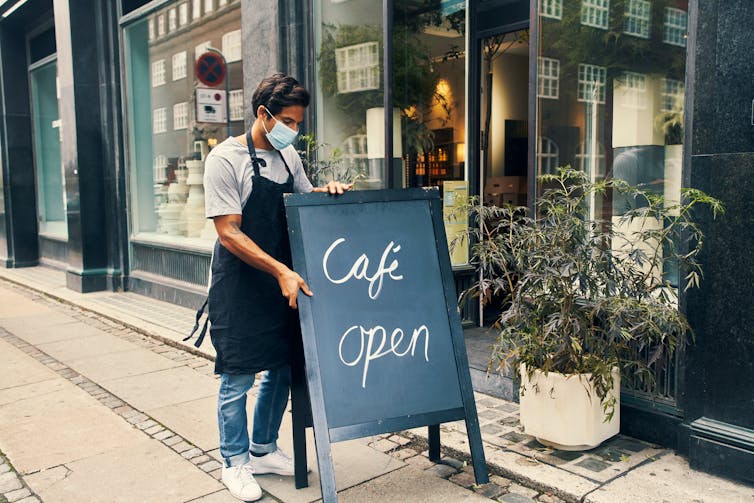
[202,73,350,501]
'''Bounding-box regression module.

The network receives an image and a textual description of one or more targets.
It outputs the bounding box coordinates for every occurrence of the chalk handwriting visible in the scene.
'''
[322,238,403,300]
[339,324,430,388]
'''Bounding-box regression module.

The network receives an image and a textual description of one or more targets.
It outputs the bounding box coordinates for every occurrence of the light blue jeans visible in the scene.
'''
[217,365,291,467]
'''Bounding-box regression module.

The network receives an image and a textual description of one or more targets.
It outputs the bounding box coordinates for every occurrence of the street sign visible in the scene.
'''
[195,89,227,123]
[195,51,226,87]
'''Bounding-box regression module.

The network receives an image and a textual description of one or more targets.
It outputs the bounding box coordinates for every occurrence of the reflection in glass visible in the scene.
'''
[31,60,66,238]
[536,0,689,400]
[124,0,243,248]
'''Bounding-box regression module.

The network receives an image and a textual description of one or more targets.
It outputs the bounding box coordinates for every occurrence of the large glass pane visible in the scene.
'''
[30,60,66,238]
[535,0,689,400]
[313,0,384,188]
[124,0,243,249]
[394,1,468,267]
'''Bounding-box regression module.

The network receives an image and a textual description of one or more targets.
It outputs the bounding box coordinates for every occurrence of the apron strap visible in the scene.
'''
[246,129,266,177]
[183,297,209,348]
[246,129,293,181]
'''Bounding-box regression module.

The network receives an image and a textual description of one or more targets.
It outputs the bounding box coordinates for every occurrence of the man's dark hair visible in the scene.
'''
[252,73,310,117]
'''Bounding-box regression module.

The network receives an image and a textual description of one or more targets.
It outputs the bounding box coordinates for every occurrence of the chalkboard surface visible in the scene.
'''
[291,196,463,429]
[285,189,487,502]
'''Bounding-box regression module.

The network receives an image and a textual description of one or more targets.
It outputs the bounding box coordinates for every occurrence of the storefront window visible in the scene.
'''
[535,0,688,283]
[313,0,467,190]
[30,59,66,238]
[313,0,468,263]
[124,0,243,249]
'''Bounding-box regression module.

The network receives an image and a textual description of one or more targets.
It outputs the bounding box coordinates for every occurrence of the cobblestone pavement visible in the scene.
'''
[0,267,752,503]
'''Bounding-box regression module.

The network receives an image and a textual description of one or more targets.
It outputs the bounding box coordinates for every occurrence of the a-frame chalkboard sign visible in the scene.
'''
[284,188,488,502]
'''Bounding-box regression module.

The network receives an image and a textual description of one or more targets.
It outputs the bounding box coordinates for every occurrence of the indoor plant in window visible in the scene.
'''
[462,167,723,450]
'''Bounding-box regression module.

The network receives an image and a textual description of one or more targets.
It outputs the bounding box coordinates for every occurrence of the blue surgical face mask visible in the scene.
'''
[262,106,298,150]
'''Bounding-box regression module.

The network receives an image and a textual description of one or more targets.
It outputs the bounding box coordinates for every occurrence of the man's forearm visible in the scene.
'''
[220,222,288,279]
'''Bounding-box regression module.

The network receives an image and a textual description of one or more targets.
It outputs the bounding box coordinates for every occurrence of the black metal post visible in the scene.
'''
[383,0,393,188]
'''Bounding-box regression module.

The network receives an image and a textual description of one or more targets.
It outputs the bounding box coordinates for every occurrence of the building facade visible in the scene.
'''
[0,0,751,484]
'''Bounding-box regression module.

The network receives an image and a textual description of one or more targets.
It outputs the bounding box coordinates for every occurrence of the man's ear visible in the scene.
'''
[256,105,268,119]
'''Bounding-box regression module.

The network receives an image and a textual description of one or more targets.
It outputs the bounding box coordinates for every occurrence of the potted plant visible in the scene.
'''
[461,167,723,450]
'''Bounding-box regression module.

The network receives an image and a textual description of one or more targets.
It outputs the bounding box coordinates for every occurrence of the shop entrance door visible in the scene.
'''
[29,57,67,242]
[468,0,531,326]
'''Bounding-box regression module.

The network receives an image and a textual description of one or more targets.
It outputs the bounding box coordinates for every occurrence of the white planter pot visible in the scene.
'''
[519,364,620,451]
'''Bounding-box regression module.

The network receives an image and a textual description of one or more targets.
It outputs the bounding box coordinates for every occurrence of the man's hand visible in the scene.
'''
[312,181,353,195]
[277,268,313,309]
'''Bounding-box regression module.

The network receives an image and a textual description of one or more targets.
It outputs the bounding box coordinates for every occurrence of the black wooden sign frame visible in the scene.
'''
[285,188,488,502]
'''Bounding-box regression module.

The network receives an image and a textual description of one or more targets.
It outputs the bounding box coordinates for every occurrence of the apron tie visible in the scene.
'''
[184,298,209,348]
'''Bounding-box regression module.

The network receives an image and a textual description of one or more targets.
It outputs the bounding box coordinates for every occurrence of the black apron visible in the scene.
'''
[186,131,297,375]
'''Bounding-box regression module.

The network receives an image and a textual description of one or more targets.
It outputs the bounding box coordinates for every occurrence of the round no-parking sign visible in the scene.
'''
[195,51,226,87]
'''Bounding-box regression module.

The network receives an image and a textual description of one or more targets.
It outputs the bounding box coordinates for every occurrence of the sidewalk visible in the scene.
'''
[0,266,752,502]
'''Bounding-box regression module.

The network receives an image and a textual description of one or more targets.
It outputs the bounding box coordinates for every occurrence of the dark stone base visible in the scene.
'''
[66,269,123,293]
[3,259,40,268]
[686,417,754,485]
[619,399,684,450]
[126,273,206,311]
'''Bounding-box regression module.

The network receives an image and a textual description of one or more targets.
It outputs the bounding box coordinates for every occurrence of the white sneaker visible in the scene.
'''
[222,462,262,501]
[249,448,295,476]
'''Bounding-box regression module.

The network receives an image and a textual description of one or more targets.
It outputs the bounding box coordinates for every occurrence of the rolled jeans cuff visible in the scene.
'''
[225,451,250,468]
[250,440,278,455]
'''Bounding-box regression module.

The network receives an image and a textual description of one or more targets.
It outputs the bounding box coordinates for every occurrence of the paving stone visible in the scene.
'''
[575,457,610,472]
[501,431,529,443]
[391,448,418,460]
[181,448,204,459]
[162,435,183,447]
[489,475,512,488]
[191,455,211,465]
[537,493,565,503]
[209,469,222,480]
[199,460,223,472]
[593,446,628,463]
[425,463,457,479]
[499,493,536,503]
[5,488,31,502]
[607,437,647,453]
[16,496,41,503]
[144,425,164,435]
[405,454,434,470]
[152,429,174,441]
[388,435,411,446]
[482,423,506,436]
[478,408,502,421]
[126,413,149,425]
[0,463,9,474]
[440,456,464,470]
[550,450,584,462]
[496,402,519,413]
[369,438,398,453]
[113,405,136,416]
[508,483,539,499]
[524,439,548,450]
[498,415,520,426]
[449,471,477,488]
[171,441,193,453]
[103,398,125,409]
[474,482,506,499]
[0,473,22,493]
[136,419,158,431]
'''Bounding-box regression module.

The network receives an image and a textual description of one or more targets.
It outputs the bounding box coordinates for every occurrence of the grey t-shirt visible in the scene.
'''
[204,136,313,218]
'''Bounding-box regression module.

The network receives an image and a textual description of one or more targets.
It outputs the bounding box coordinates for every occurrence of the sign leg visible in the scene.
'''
[312,424,338,503]
[291,357,309,489]
[428,424,441,462]
[464,414,489,484]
